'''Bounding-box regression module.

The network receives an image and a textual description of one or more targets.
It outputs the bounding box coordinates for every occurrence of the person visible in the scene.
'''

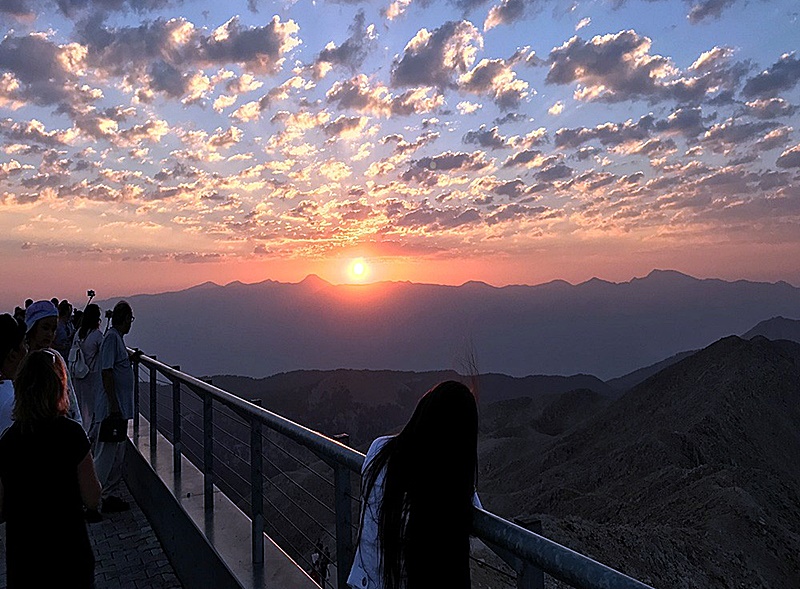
[25,300,82,428]
[54,299,74,359]
[348,380,480,589]
[72,304,104,429]
[0,349,102,588]
[0,314,27,434]
[320,545,331,587]
[93,300,135,513]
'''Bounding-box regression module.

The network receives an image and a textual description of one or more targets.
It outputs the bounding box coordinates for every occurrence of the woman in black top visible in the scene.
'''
[0,349,102,588]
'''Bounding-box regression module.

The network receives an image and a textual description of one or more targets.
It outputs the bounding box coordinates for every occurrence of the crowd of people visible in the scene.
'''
[1,296,481,589]
[0,297,137,588]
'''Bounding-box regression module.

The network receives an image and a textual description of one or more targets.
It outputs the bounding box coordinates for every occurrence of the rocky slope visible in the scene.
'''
[479,336,800,588]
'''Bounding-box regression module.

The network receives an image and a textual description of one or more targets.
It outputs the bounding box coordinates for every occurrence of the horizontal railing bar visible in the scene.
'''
[132,350,363,472]
[133,349,654,589]
[472,509,652,589]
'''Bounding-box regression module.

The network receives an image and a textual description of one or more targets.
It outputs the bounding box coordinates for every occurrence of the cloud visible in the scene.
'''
[401,150,491,184]
[509,127,548,149]
[484,0,525,31]
[323,115,369,139]
[78,15,300,104]
[390,21,482,91]
[776,144,800,169]
[0,33,99,112]
[459,57,529,110]
[381,130,439,155]
[742,53,800,99]
[392,202,483,231]
[473,176,535,199]
[653,106,708,137]
[546,31,745,104]
[1,0,178,20]
[326,74,443,117]
[755,127,793,152]
[311,10,376,79]
[554,115,654,149]
[485,202,548,225]
[744,98,797,120]
[463,125,509,149]
[231,76,312,121]
[457,101,482,114]
[493,112,526,125]
[501,149,547,168]
[0,118,76,146]
[700,118,778,154]
[383,0,413,20]
[688,0,735,23]
[575,17,591,31]
[548,101,564,116]
[536,163,572,182]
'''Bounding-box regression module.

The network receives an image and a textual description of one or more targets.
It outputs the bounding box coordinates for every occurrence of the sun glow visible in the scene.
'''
[349,258,369,281]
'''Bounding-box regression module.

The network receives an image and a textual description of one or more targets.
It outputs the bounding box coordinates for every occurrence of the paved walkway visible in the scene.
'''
[0,482,182,589]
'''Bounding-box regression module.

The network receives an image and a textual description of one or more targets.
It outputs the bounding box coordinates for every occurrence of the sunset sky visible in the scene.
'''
[1,0,799,309]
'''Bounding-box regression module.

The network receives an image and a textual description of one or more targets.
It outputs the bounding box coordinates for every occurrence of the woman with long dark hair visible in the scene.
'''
[71,303,103,428]
[348,380,479,589]
[0,349,101,588]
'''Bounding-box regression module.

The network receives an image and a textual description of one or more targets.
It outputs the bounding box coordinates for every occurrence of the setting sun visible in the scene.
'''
[349,258,369,281]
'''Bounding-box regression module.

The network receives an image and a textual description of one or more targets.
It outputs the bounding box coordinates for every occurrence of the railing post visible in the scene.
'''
[203,392,214,511]
[132,356,140,437]
[149,364,157,451]
[250,415,264,565]
[513,518,544,589]
[171,368,181,475]
[334,462,353,589]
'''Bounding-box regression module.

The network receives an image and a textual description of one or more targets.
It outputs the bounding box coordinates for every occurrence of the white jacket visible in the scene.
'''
[347,436,481,589]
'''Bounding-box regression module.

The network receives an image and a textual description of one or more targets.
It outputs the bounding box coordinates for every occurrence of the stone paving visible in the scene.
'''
[0,482,183,589]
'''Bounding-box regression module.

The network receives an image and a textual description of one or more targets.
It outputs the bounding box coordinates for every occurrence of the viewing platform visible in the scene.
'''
[1,351,656,589]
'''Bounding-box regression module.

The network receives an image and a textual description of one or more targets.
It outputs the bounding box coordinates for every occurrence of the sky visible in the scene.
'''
[1,0,799,309]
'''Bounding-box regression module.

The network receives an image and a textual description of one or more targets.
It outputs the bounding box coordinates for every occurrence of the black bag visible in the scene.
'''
[98,415,127,443]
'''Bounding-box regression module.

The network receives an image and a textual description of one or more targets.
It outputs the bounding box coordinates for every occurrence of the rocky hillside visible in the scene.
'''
[479,336,800,588]
[211,368,610,448]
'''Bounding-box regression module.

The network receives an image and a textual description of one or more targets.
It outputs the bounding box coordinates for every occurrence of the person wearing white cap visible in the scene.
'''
[25,301,83,428]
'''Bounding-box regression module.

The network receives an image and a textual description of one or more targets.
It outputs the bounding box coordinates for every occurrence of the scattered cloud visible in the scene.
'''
[484,0,525,31]
[390,21,483,91]
[776,144,800,168]
[459,57,529,110]
[327,74,443,117]
[742,52,800,99]
[310,10,377,79]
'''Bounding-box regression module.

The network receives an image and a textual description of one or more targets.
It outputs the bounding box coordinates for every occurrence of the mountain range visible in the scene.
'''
[105,269,800,380]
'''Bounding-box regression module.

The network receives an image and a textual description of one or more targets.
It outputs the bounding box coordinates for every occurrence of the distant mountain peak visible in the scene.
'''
[579,276,615,287]
[298,274,332,288]
[642,269,697,281]
[460,280,494,289]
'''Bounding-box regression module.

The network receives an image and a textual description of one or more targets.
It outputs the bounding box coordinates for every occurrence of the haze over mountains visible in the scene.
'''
[108,270,799,380]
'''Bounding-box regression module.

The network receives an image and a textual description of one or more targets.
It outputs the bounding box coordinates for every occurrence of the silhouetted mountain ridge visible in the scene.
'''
[742,316,800,343]
[104,270,800,379]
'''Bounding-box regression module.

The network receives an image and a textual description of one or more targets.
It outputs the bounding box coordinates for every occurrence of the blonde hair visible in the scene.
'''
[13,349,69,425]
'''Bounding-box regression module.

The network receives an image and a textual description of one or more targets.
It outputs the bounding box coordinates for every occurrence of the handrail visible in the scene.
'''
[130,349,653,589]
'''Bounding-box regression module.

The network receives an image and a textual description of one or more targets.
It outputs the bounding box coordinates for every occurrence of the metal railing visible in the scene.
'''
[130,350,653,589]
